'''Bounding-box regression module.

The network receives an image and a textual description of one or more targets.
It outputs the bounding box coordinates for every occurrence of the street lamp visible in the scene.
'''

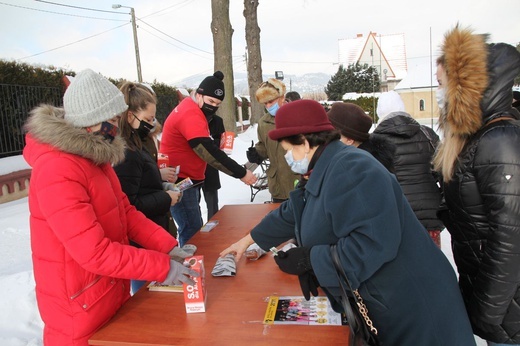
[112,4,142,82]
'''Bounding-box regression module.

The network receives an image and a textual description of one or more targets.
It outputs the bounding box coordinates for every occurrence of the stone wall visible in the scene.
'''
[0,169,31,204]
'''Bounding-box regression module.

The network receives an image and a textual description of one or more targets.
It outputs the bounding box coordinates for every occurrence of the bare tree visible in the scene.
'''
[243,0,264,124]
[211,0,236,132]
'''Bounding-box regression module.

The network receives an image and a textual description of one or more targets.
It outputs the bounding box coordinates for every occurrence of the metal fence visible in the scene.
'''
[0,84,62,158]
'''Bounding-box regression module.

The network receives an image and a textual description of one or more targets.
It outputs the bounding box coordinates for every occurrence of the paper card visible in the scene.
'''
[200,220,219,232]
[175,177,193,192]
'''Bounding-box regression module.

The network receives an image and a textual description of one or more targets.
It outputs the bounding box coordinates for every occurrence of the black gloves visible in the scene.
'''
[298,272,320,300]
[246,141,264,164]
[275,247,313,275]
[274,247,319,300]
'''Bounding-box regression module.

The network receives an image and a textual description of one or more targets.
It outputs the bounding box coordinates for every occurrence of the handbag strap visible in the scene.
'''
[330,244,378,336]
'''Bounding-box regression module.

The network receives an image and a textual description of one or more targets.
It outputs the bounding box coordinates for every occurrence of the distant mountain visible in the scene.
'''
[172,72,331,96]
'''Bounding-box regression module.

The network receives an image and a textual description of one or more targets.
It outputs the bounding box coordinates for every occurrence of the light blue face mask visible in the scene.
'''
[284,149,309,174]
[267,102,280,116]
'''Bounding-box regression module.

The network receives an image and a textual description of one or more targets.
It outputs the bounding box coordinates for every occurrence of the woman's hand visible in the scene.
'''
[167,190,182,206]
[219,234,255,262]
[161,167,177,183]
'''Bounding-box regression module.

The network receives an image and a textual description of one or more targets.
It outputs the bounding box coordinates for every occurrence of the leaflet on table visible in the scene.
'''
[263,296,347,326]
[200,220,219,232]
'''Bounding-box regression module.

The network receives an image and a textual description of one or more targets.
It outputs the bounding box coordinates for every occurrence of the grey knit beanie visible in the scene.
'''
[63,69,128,127]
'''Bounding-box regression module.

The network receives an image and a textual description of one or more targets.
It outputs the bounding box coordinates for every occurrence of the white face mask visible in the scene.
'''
[284,149,309,174]
[436,88,446,110]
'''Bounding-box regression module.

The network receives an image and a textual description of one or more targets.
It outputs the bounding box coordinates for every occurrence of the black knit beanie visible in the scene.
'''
[197,71,225,100]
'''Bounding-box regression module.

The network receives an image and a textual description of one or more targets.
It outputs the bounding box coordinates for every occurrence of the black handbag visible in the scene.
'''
[330,244,381,346]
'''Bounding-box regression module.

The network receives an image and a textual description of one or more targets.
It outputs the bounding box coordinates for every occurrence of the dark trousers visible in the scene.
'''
[202,188,219,220]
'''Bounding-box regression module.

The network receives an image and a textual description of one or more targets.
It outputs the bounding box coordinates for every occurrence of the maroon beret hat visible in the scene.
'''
[268,99,335,140]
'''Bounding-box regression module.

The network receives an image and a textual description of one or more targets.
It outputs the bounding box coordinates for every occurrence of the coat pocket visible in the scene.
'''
[359,281,389,312]
[70,275,120,312]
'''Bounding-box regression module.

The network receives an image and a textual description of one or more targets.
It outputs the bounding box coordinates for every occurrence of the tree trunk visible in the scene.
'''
[243,0,264,125]
[211,0,236,133]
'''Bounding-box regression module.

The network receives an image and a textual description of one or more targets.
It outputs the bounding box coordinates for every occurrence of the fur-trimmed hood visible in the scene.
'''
[441,26,520,137]
[23,104,126,166]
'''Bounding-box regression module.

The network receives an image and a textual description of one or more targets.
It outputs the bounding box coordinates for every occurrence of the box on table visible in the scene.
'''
[183,255,206,313]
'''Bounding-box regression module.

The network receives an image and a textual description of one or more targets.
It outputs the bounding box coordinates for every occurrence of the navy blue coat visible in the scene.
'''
[252,141,475,345]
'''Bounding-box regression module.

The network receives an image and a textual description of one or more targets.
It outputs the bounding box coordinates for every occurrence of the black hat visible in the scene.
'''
[197,71,225,101]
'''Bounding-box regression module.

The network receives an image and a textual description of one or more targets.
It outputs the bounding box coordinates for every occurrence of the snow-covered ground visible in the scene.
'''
[0,125,484,345]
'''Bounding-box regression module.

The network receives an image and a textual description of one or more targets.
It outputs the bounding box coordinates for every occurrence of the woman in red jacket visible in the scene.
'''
[23,69,198,345]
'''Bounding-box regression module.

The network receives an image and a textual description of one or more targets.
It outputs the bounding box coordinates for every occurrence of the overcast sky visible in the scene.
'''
[1,0,519,88]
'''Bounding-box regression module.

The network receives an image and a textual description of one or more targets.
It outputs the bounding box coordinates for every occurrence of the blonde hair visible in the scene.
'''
[432,26,488,182]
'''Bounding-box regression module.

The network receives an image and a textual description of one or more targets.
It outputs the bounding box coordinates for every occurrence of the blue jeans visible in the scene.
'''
[171,185,203,247]
[131,279,146,295]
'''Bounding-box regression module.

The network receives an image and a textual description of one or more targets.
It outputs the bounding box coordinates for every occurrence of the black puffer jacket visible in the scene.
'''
[374,114,443,231]
[438,27,520,343]
[358,133,396,173]
[114,147,171,231]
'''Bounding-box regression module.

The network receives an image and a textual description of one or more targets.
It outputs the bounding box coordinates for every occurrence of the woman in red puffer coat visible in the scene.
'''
[23,69,197,345]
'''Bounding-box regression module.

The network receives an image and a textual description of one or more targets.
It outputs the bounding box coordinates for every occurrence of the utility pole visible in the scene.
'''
[112,4,142,82]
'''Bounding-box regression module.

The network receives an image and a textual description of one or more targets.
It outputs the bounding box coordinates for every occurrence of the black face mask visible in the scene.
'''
[201,102,219,118]
[93,121,118,143]
[133,113,156,139]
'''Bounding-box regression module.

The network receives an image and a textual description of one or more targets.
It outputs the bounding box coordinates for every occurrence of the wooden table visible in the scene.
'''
[89,204,349,345]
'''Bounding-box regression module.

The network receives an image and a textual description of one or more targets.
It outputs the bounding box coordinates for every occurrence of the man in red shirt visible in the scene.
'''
[161,71,257,246]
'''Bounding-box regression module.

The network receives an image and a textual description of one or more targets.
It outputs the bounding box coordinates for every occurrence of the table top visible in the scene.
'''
[89,204,349,345]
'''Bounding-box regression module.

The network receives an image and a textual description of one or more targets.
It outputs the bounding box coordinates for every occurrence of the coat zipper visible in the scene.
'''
[70,275,102,300]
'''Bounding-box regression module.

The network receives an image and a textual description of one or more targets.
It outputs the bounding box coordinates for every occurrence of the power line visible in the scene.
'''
[139,26,213,60]
[137,18,214,55]
[137,18,243,59]
[139,0,195,20]
[4,1,225,62]
[0,1,126,21]
[17,23,129,60]
[34,0,124,14]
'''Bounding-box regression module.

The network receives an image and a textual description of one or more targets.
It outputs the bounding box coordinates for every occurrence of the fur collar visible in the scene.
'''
[24,104,126,166]
[442,26,488,137]
[434,26,520,182]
